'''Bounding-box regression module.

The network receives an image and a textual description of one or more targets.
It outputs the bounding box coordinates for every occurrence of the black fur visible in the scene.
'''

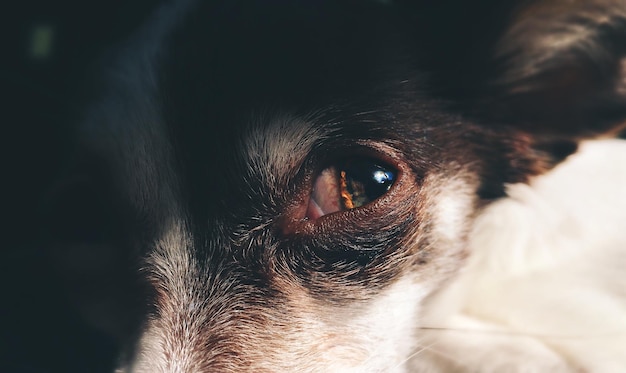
[44,0,626,370]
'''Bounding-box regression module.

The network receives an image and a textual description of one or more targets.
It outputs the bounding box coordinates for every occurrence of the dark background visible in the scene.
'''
[3,1,159,372]
[3,1,625,372]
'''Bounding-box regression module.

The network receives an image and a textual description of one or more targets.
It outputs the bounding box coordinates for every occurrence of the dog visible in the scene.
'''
[68,0,626,371]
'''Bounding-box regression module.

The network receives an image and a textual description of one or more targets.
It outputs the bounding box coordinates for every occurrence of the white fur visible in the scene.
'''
[123,139,626,372]
[416,139,626,372]
[344,278,429,372]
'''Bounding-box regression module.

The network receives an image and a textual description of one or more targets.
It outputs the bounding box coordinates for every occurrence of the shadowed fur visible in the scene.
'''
[61,0,626,371]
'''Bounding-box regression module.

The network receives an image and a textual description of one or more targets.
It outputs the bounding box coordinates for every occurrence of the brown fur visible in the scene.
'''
[64,0,626,371]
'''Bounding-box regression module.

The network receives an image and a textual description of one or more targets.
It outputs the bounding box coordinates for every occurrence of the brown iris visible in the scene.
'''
[306,158,396,220]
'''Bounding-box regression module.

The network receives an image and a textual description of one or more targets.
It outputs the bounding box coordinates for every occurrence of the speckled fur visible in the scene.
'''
[74,1,626,371]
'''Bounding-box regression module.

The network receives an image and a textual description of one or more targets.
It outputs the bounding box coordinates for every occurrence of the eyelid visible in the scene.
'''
[279,142,410,236]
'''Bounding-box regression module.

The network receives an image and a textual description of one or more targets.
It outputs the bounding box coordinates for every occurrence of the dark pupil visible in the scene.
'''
[339,159,396,209]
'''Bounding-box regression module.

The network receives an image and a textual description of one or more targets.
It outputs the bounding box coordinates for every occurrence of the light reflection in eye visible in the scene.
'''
[372,169,394,184]
[307,158,397,220]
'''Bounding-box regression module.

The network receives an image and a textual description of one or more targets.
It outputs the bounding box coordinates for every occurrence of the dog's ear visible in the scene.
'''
[484,0,626,139]
[404,0,626,140]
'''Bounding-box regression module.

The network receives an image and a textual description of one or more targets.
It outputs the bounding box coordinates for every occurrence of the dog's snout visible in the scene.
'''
[69,0,626,371]
[131,245,274,372]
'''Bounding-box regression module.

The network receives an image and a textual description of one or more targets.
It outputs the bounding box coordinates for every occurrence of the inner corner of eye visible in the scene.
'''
[305,159,397,220]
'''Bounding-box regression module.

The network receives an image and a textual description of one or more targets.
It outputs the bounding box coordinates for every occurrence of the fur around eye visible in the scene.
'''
[306,158,397,220]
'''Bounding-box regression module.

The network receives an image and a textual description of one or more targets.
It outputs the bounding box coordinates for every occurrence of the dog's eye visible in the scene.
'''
[306,158,396,219]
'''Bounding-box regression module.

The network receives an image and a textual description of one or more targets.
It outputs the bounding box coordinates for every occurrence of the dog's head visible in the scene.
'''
[70,0,626,371]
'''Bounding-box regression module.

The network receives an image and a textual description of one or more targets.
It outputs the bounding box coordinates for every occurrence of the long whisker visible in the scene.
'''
[391,339,440,370]
[393,338,467,370]
[418,326,626,340]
